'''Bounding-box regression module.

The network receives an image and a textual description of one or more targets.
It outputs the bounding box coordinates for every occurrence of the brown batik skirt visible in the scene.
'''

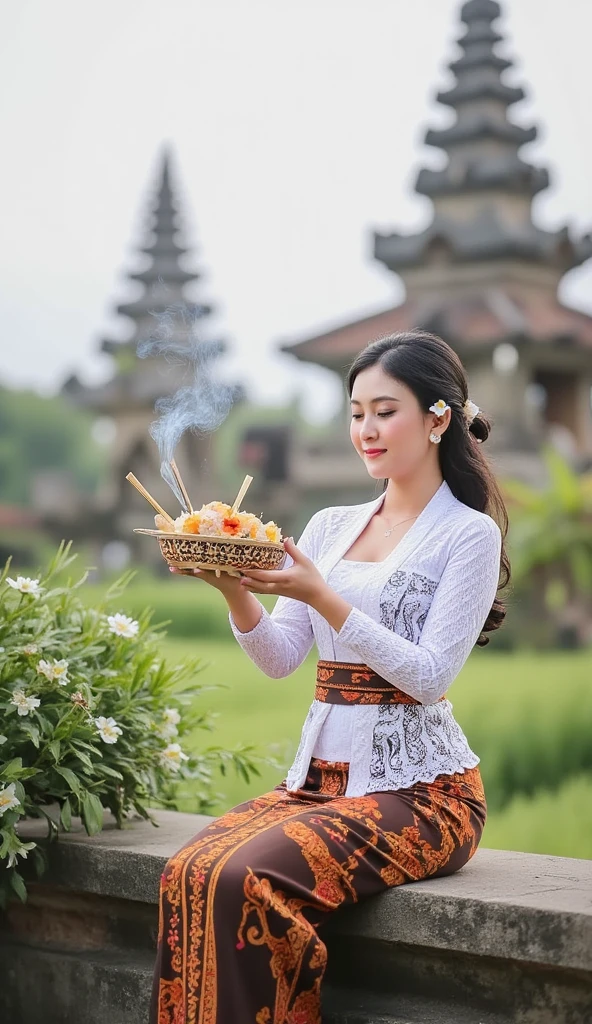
[150,662,487,1024]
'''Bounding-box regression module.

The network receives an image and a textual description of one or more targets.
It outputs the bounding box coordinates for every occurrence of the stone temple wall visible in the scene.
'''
[1,808,591,1023]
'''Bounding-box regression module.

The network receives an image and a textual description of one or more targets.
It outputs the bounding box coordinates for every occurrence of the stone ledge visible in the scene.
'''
[18,808,592,974]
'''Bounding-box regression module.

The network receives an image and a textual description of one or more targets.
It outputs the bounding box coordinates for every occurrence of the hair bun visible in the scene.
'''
[469,413,490,444]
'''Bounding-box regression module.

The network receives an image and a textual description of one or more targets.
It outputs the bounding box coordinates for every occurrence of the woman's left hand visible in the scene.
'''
[239,537,326,605]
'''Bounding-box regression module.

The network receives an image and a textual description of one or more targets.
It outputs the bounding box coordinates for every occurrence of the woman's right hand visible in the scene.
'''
[168,565,244,598]
[157,514,243,598]
[160,517,264,631]
[169,564,264,633]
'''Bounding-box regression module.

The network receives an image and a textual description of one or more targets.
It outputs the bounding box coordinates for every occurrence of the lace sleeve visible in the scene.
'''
[228,509,325,678]
[337,516,502,704]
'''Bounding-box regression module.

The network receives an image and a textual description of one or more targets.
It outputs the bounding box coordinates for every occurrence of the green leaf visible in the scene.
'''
[69,747,94,771]
[0,757,22,778]
[48,740,61,761]
[21,722,40,748]
[95,764,124,780]
[54,765,82,796]
[31,846,48,878]
[60,797,72,831]
[81,792,104,836]
[9,870,28,903]
[14,767,41,781]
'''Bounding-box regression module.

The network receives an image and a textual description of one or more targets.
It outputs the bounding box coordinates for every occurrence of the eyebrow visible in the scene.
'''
[350,396,400,405]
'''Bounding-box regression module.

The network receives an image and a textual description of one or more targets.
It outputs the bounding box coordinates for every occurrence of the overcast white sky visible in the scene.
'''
[1,0,591,422]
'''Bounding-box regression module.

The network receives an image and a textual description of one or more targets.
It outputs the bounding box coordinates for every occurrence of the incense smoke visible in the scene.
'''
[137,303,239,510]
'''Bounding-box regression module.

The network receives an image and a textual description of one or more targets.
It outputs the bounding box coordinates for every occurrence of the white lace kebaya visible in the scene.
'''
[229,479,502,798]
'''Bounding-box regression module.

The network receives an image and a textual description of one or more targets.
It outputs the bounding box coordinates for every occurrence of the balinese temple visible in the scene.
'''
[63,148,235,553]
[282,0,592,507]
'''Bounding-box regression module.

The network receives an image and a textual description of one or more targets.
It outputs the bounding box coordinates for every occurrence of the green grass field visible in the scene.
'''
[160,635,592,859]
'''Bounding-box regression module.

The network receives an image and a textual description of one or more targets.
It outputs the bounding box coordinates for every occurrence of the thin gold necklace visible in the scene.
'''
[381,513,419,538]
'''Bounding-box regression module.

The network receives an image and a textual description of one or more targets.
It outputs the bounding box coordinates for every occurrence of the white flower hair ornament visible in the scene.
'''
[463,398,480,424]
[429,398,480,423]
[428,399,451,417]
[429,397,483,441]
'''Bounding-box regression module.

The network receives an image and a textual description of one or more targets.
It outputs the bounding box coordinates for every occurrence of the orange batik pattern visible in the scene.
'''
[314,659,448,706]
[150,757,486,1024]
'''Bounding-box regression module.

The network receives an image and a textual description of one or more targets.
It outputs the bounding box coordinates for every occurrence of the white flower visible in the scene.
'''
[160,743,189,772]
[0,647,4,653]
[94,716,123,744]
[37,659,53,680]
[22,644,39,656]
[156,722,178,741]
[6,576,42,596]
[37,658,69,685]
[156,707,181,740]
[107,613,139,638]
[51,660,69,684]
[0,783,21,816]
[463,398,480,423]
[11,691,41,716]
[7,848,26,868]
[429,399,451,417]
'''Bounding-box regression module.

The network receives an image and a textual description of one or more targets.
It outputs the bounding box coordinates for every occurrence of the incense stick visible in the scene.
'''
[126,473,174,524]
[230,474,253,515]
[170,459,193,513]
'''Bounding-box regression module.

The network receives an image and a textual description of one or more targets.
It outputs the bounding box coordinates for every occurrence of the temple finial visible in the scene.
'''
[372,0,592,284]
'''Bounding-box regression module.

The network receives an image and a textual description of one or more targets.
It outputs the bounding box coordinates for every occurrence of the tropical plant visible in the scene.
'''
[502,445,592,646]
[0,543,262,906]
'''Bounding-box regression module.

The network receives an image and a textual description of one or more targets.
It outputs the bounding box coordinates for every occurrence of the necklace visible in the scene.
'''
[381,513,419,538]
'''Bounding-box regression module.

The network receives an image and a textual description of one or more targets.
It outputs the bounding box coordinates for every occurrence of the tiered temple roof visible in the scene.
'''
[375,0,588,273]
[282,0,592,368]
[64,148,221,411]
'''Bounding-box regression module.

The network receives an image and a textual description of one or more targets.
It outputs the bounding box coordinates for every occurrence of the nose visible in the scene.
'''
[360,419,378,441]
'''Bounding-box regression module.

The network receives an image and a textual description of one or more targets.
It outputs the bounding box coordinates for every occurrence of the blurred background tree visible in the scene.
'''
[0,387,106,506]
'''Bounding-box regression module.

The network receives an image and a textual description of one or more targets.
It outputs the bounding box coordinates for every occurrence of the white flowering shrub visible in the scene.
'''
[0,543,262,906]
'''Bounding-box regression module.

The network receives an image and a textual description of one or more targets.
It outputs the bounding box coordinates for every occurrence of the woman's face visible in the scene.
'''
[349,364,442,481]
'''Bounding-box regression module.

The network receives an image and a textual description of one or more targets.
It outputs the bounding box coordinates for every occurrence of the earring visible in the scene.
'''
[429,432,441,444]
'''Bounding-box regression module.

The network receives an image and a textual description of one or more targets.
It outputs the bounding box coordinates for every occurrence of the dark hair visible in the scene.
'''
[347,330,510,646]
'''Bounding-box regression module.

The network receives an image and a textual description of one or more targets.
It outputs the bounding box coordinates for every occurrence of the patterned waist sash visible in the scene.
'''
[315,660,447,706]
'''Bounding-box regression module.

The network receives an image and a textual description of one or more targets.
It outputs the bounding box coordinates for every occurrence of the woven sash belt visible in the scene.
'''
[315,659,447,705]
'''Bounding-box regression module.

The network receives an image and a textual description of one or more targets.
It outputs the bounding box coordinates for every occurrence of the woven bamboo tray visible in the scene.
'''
[134,529,287,577]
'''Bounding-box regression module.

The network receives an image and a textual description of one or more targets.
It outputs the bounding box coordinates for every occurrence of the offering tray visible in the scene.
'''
[133,528,286,577]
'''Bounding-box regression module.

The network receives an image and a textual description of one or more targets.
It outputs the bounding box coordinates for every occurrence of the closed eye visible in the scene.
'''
[351,412,394,420]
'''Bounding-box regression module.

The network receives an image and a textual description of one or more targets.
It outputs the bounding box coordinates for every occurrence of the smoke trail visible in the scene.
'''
[137,302,239,509]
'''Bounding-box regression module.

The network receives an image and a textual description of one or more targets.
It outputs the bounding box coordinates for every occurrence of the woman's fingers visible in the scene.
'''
[241,578,275,592]
[244,568,289,583]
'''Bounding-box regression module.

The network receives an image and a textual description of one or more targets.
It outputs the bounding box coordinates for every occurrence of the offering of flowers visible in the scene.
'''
[128,471,286,577]
[154,501,282,544]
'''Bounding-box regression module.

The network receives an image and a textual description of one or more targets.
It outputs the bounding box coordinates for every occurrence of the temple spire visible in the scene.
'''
[417,0,546,199]
[374,0,592,292]
[102,147,213,356]
[61,146,232,545]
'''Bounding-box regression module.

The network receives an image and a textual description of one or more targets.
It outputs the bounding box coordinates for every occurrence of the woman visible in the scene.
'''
[151,331,510,1024]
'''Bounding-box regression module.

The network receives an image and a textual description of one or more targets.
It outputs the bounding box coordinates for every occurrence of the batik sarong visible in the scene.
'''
[150,664,487,1024]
